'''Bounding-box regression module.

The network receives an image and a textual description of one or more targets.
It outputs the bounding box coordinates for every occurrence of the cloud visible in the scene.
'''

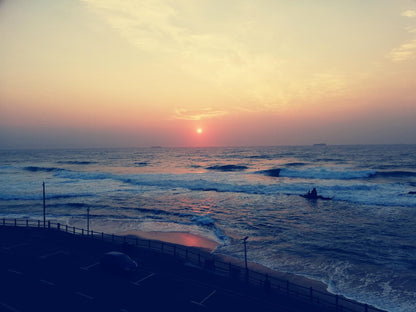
[405,26,416,33]
[78,0,287,107]
[402,10,416,17]
[78,0,359,113]
[79,0,241,58]
[388,39,416,62]
[173,108,228,120]
[80,0,183,52]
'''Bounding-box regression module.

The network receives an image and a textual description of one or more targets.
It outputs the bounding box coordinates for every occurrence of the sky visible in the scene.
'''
[1,0,416,148]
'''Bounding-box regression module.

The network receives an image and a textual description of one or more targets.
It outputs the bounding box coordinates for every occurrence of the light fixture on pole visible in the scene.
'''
[242,236,249,272]
[42,182,46,228]
[87,207,90,233]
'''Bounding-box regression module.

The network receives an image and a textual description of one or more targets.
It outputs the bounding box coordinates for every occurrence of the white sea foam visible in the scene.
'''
[50,169,416,207]
[279,167,376,179]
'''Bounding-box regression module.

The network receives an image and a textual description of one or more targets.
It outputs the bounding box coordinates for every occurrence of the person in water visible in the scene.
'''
[303,187,331,200]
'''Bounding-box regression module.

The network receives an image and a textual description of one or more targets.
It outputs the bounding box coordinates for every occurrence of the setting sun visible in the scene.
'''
[197,128,203,134]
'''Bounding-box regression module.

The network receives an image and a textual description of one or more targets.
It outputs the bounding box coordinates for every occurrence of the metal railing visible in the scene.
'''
[1,218,385,312]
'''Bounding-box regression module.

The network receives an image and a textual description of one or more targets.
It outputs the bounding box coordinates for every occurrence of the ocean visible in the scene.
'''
[0,145,415,311]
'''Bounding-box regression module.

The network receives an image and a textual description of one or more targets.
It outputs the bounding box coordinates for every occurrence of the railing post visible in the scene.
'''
[66,225,68,232]
[73,226,75,234]
[57,223,60,231]
[14,219,17,226]
[264,274,271,293]
[38,220,40,227]
[91,230,94,238]
[3,218,5,226]
[26,220,29,227]
[48,221,50,229]
[82,229,84,236]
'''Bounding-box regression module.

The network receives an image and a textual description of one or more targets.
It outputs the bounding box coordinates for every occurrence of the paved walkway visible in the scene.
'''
[0,226,330,312]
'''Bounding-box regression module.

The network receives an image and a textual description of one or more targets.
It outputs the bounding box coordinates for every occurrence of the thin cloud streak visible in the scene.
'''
[173,108,228,121]
[388,39,416,62]
[402,10,416,17]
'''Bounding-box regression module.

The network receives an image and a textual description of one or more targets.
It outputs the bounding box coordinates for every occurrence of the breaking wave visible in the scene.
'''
[256,167,377,180]
[24,166,66,173]
[206,165,249,172]
[373,171,416,178]
[48,169,416,207]
[278,167,376,180]
[285,162,307,167]
[135,162,148,167]
[257,168,281,177]
[57,161,97,165]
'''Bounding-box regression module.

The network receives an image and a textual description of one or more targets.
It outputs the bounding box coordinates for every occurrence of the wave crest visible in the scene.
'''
[206,165,248,172]
[24,166,65,173]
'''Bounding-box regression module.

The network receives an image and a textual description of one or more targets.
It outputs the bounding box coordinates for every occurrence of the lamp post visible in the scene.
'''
[42,182,46,228]
[242,236,249,272]
[87,207,90,233]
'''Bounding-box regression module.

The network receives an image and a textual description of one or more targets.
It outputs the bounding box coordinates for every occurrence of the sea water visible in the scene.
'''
[0,145,415,311]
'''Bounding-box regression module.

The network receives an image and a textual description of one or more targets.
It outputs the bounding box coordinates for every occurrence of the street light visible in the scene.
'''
[242,236,249,272]
[42,182,46,228]
[87,207,90,233]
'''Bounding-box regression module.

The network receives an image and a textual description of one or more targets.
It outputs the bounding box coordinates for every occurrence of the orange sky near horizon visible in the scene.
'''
[1,0,416,148]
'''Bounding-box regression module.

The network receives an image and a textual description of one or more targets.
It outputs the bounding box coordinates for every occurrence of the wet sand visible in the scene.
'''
[118,230,219,251]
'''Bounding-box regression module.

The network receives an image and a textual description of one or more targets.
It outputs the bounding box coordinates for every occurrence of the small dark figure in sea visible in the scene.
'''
[305,188,318,198]
[301,188,331,200]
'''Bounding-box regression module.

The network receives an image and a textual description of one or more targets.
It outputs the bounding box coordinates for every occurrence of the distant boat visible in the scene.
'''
[313,143,327,147]
[151,146,162,148]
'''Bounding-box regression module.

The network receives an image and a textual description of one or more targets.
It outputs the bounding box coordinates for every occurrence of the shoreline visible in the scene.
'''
[118,230,220,252]
[118,230,332,294]
[117,229,386,312]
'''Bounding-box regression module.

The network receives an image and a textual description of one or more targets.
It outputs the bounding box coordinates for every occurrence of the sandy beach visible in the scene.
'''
[118,230,220,251]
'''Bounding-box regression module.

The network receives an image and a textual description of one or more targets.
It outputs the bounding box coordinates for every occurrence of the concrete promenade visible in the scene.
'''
[0,224,383,312]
